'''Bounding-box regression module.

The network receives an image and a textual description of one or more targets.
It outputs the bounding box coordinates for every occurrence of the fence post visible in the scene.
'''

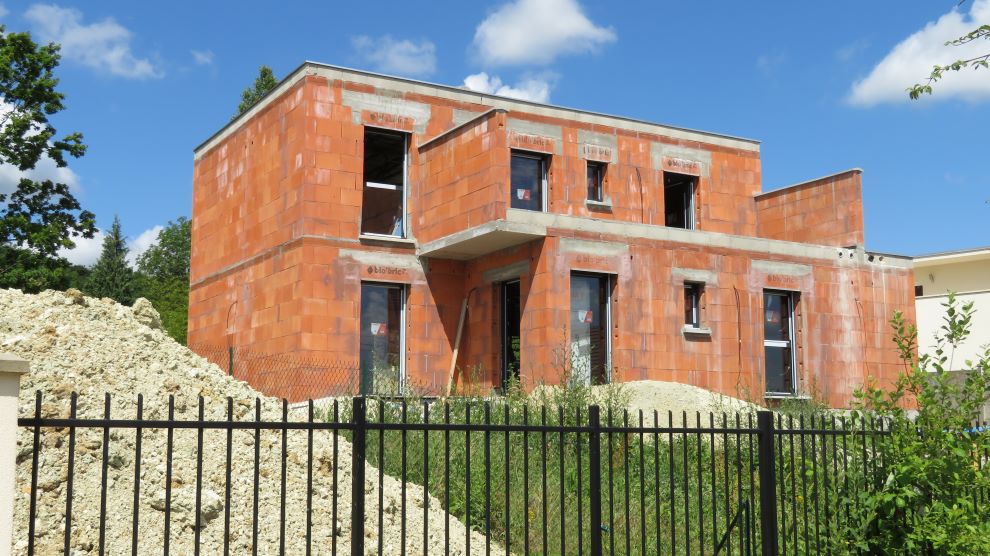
[228,346,234,376]
[0,354,29,555]
[756,410,779,556]
[588,405,603,556]
[350,397,366,556]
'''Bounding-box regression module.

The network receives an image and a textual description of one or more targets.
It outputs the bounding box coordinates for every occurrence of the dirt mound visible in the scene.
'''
[1,288,490,554]
[616,380,761,425]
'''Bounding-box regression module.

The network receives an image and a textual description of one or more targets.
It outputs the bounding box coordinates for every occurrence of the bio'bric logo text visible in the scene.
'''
[367,265,405,276]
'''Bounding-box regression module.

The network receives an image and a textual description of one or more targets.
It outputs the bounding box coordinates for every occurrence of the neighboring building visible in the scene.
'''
[189,62,915,405]
[913,247,990,372]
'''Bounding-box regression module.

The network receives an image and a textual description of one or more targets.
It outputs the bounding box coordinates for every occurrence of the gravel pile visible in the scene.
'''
[615,380,761,424]
[2,288,493,555]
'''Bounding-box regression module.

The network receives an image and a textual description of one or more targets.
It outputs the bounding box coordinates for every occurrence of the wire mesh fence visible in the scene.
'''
[190,344,362,402]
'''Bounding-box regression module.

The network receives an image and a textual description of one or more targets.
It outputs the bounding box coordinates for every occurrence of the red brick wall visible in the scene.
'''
[755,169,865,247]
[416,111,509,244]
[190,68,911,406]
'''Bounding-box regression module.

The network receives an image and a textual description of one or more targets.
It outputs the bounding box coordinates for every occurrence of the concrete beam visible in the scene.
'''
[195,62,761,159]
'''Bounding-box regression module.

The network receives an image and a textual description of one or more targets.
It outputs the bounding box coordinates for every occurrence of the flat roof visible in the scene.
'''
[914,246,990,267]
[194,61,761,157]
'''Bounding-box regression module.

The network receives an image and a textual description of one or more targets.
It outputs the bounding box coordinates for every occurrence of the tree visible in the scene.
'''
[909,3,990,99]
[0,25,96,287]
[234,65,278,118]
[135,217,190,343]
[86,216,134,304]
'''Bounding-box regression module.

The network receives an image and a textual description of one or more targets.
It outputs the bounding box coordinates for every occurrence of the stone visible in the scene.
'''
[131,297,163,330]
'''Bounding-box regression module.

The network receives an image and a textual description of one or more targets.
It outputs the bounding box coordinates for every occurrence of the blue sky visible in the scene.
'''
[1,0,988,264]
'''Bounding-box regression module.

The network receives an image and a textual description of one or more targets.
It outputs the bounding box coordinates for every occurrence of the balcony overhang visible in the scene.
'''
[417,215,547,260]
[418,209,913,267]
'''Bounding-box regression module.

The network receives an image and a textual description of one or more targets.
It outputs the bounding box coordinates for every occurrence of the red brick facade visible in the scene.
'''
[189,63,914,406]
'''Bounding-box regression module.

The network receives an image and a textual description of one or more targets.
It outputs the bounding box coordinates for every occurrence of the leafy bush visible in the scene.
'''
[834,294,990,555]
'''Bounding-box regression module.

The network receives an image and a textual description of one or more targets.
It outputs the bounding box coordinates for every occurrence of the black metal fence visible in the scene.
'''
[18,390,964,555]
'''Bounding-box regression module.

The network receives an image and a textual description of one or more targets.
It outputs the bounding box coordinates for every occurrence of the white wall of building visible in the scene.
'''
[914,252,990,372]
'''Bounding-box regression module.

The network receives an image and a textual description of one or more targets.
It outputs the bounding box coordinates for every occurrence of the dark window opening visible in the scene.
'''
[511,152,546,211]
[664,172,696,229]
[586,161,605,202]
[362,129,406,236]
[915,285,924,297]
[684,283,702,328]
[570,273,611,386]
[501,280,522,390]
[763,291,797,395]
[359,283,404,395]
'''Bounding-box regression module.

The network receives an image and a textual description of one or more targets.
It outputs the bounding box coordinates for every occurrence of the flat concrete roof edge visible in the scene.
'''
[195,61,762,158]
[913,246,990,265]
[417,108,503,150]
[755,168,864,199]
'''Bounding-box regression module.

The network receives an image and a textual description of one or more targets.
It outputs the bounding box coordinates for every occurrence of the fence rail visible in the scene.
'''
[18,390,972,556]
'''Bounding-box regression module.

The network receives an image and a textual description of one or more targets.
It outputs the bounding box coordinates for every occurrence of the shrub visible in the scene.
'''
[834,294,990,555]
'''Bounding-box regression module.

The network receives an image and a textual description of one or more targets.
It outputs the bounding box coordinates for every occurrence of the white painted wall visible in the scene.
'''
[914,256,990,371]
[915,291,990,370]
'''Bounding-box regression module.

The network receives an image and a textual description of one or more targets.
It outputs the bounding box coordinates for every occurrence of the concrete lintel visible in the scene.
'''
[341,89,432,134]
[672,267,718,284]
[0,353,28,374]
[483,260,531,284]
[752,260,813,277]
[338,249,424,272]
[559,237,629,257]
[651,143,712,177]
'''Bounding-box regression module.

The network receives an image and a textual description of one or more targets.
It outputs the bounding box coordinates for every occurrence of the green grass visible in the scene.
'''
[325,386,805,555]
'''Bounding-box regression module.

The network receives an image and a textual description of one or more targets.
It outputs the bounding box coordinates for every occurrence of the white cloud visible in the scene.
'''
[849,0,990,105]
[24,4,163,79]
[126,225,163,266]
[56,224,163,267]
[0,5,8,18]
[0,155,81,196]
[836,39,870,62]
[351,35,436,77]
[57,230,103,266]
[463,72,553,103]
[191,49,214,66]
[756,52,787,77]
[473,0,615,66]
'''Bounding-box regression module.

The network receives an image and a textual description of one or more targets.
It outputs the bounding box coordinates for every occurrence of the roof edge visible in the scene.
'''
[194,61,762,157]
[755,168,863,199]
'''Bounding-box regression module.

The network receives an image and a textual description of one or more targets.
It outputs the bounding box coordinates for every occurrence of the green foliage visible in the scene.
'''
[909,24,990,99]
[833,294,990,555]
[134,217,190,344]
[0,244,87,293]
[234,65,278,118]
[0,24,95,288]
[85,216,134,304]
[136,216,190,278]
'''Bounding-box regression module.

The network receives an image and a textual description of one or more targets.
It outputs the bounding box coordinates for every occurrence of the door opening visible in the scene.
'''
[501,280,522,390]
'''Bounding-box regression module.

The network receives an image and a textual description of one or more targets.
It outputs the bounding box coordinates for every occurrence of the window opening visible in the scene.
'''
[664,172,696,229]
[359,282,405,394]
[570,273,611,386]
[362,129,407,236]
